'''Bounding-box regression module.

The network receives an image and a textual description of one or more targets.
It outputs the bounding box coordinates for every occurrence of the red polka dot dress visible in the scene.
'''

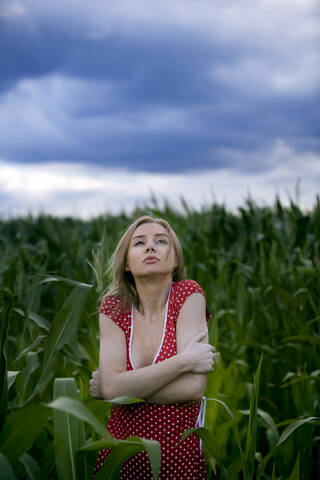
[93,279,211,479]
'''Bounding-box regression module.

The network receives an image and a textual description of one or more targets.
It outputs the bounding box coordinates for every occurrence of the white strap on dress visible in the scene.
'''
[195,396,207,452]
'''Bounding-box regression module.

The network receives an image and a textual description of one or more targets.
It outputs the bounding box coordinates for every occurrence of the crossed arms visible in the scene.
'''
[90,293,215,404]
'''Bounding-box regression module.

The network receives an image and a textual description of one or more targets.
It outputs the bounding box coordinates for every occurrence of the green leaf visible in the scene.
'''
[240,408,279,449]
[137,437,161,480]
[13,309,50,332]
[257,416,320,479]
[34,282,93,396]
[109,396,144,405]
[93,436,160,480]
[277,416,320,446]
[282,334,320,344]
[15,336,45,362]
[19,453,44,480]
[7,371,21,390]
[245,354,263,480]
[288,451,300,480]
[47,396,111,439]
[205,396,244,474]
[7,370,24,406]
[23,353,40,393]
[0,405,50,462]
[0,289,11,431]
[80,436,160,479]
[79,440,133,451]
[94,444,143,480]
[53,378,87,480]
[0,453,18,480]
[38,275,93,289]
[206,397,235,421]
[179,427,229,479]
[85,400,111,427]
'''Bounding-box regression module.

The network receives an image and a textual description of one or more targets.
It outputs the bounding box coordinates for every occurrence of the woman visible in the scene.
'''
[90,215,215,479]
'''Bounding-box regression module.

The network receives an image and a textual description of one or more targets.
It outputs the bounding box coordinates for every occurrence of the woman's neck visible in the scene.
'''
[134,275,173,321]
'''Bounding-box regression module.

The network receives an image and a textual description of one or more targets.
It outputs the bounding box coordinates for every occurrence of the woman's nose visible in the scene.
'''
[146,243,155,251]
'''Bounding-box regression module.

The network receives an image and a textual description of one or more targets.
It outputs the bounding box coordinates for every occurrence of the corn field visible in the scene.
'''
[1,196,319,479]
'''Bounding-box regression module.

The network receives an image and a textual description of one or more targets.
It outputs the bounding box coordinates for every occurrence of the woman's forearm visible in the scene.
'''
[145,372,207,404]
[101,353,189,400]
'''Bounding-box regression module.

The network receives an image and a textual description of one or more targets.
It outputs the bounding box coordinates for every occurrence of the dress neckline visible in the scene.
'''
[129,285,172,370]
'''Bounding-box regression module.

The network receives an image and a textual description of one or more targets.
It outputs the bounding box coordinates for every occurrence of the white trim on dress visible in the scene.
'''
[196,396,207,453]
[129,285,172,370]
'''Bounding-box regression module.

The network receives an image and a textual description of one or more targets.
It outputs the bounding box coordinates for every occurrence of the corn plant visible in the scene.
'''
[0,196,319,478]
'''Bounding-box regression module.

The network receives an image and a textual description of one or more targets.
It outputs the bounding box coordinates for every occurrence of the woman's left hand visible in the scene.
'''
[89,370,102,398]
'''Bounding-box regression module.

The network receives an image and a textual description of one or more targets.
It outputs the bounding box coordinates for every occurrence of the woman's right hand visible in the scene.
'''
[89,370,103,398]
[180,330,215,374]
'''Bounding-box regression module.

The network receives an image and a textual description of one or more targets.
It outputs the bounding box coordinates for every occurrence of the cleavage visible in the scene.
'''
[131,311,166,369]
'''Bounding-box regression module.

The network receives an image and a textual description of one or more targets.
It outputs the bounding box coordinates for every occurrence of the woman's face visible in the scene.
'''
[125,222,178,279]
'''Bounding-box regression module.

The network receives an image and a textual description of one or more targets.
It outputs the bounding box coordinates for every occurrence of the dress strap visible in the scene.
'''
[195,396,207,452]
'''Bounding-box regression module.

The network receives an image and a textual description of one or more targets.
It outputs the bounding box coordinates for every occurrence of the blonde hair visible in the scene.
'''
[105,215,186,310]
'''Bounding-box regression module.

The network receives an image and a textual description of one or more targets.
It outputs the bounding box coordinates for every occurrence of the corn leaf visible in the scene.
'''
[94,445,143,480]
[179,427,229,479]
[245,354,263,480]
[93,436,160,480]
[277,416,320,446]
[0,289,11,431]
[7,371,21,390]
[0,405,50,462]
[19,452,44,480]
[257,416,320,478]
[13,308,50,332]
[53,378,87,480]
[47,396,111,439]
[288,451,300,480]
[0,453,17,480]
[240,408,279,449]
[137,437,161,480]
[34,282,93,396]
[49,396,161,480]
[15,336,45,362]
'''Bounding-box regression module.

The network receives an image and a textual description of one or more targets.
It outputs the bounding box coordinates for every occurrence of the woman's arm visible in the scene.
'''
[143,373,205,404]
[145,293,212,403]
[97,308,213,401]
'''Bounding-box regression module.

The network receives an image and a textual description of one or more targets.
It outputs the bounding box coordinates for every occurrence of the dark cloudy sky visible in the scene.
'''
[0,0,319,217]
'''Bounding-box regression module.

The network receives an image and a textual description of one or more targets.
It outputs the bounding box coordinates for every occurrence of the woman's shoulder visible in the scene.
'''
[171,279,211,322]
[172,279,205,295]
[99,295,121,312]
[99,295,130,321]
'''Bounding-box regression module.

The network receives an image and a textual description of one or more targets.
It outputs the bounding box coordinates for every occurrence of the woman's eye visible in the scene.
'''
[134,241,144,246]
[157,239,167,244]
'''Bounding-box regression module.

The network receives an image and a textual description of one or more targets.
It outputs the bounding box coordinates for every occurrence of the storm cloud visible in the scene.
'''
[0,0,319,215]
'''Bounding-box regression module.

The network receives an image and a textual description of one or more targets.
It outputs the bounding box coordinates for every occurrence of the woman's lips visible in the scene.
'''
[144,256,159,263]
